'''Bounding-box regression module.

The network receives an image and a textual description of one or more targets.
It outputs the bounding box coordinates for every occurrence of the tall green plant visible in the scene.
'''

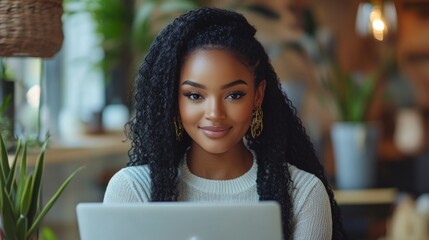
[323,65,377,122]
[0,133,82,240]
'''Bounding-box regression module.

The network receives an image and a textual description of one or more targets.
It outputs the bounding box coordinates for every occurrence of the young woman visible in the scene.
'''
[104,7,346,240]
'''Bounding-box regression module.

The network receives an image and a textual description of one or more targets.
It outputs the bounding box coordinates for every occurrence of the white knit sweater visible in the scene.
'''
[103,160,332,240]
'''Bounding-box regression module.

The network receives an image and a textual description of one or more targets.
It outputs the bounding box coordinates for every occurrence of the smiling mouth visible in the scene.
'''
[199,126,231,138]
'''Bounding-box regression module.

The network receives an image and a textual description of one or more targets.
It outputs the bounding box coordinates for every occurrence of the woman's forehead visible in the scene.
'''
[179,49,255,88]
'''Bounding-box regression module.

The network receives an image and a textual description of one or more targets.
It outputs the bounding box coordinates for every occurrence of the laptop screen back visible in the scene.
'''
[76,201,282,240]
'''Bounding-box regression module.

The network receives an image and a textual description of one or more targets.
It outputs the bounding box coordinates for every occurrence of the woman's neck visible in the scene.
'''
[186,141,253,180]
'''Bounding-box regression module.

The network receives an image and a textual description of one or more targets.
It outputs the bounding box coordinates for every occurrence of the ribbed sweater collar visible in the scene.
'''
[179,156,258,195]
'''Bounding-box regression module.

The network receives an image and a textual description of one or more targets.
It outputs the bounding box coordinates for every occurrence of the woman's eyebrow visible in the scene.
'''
[181,79,247,90]
[182,80,206,89]
[221,79,247,89]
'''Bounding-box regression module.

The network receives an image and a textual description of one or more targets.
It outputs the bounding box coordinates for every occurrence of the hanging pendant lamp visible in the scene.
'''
[355,0,397,41]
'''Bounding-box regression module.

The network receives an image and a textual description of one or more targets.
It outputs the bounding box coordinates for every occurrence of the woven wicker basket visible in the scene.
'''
[0,0,63,58]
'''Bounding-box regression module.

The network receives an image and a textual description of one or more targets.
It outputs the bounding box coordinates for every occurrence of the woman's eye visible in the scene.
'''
[227,92,245,100]
[184,93,202,101]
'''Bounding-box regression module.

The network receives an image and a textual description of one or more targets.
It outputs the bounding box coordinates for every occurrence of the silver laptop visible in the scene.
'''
[76,201,282,240]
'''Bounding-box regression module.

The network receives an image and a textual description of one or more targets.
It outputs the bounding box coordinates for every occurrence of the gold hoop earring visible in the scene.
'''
[251,107,263,139]
[174,114,183,141]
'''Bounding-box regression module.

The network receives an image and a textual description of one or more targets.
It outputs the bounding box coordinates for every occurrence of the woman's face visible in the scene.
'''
[179,48,265,154]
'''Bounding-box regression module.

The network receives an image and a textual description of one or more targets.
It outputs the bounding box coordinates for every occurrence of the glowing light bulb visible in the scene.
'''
[372,19,385,31]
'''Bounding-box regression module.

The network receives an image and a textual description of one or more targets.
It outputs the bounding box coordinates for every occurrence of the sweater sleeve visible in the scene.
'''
[103,166,152,204]
[289,165,332,240]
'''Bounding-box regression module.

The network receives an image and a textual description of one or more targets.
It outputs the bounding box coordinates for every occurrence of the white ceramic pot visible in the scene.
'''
[331,122,380,189]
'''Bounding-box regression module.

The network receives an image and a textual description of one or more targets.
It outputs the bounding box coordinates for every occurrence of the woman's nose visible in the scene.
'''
[205,98,226,120]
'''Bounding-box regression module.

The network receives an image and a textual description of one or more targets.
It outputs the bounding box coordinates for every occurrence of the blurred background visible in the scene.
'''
[1,0,429,239]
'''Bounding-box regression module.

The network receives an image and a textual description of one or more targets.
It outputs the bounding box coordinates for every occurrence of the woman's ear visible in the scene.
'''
[254,80,266,107]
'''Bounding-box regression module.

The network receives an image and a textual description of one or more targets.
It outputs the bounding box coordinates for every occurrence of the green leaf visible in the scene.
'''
[14,142,28,212]
[7,140,22,195]
[27,166,85,238]
[0,133,11,186]
[16,214,28,240]
[326,63,377,122]
[27,141,48,227]
[20,175,33,215]
[1,188,18,240]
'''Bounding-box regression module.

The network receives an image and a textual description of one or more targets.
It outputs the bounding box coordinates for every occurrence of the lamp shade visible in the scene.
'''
[0,0,63,58]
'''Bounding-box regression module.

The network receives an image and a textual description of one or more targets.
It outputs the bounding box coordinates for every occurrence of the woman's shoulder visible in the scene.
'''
[111,165,151,184]
[116,164,151,174]
[103,165,152,203]
[287,163,328,208]
[286,165,333,239]
[287,163,322,188]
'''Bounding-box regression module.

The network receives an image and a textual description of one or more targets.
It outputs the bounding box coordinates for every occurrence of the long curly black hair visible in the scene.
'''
[127,7,346,240]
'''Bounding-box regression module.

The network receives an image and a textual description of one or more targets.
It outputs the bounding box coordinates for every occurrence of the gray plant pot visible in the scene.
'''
[331,122,380,189]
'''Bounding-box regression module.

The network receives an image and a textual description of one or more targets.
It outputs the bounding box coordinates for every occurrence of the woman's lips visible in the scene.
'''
[200,126,231,138]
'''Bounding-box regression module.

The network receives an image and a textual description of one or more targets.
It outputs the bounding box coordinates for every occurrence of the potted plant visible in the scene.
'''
[323,64,379,189]
[0,133,82,240]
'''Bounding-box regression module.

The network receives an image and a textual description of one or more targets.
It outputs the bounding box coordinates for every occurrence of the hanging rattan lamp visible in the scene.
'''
[0,0,64,58]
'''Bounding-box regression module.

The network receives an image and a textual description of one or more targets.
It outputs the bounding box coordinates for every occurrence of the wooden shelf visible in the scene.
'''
[334,188,397,205]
